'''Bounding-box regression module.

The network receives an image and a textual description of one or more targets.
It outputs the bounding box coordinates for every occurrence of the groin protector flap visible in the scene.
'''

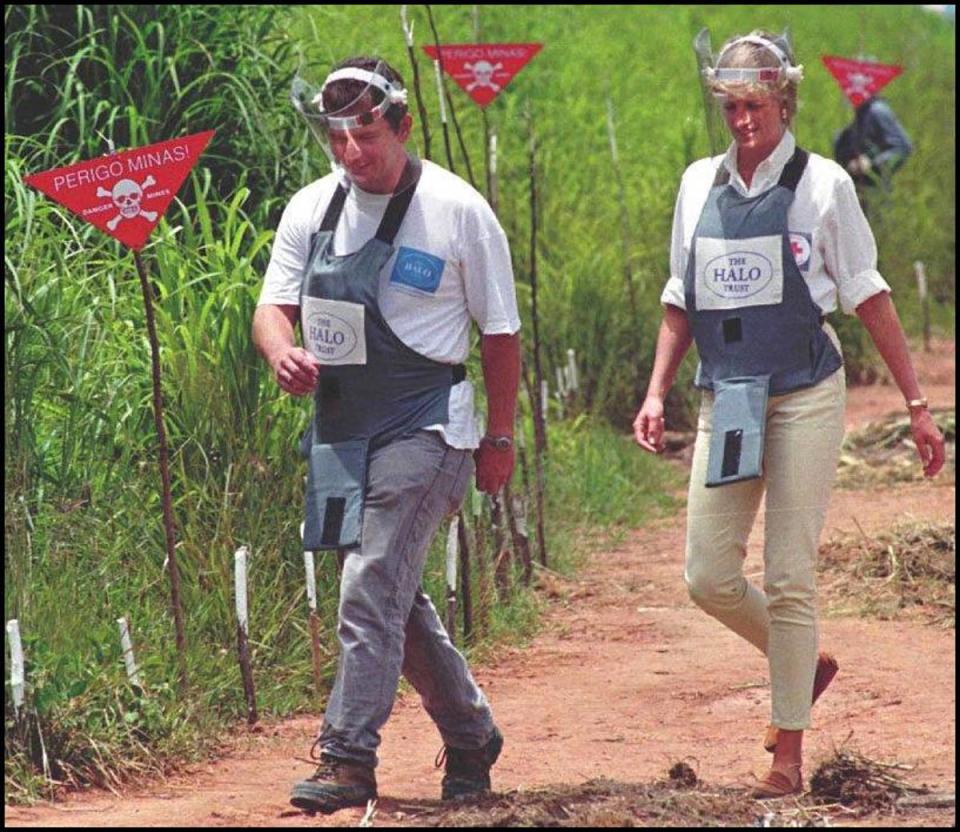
[303,439,368,550]
[705,375,770,487]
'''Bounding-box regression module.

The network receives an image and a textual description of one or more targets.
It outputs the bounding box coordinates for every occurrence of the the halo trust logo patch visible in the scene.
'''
[390,246,445,294]
[703,249,775,299]
[305,311,359,361]
[789,232,812,272]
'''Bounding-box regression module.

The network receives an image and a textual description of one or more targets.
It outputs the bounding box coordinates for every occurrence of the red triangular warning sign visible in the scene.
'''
[821,56,903,108]
[423,43,542,108]
[24,130,215,250]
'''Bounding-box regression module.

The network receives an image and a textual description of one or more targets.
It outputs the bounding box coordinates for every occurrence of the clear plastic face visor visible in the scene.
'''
[290,62,409,180]
[700,34,804,97]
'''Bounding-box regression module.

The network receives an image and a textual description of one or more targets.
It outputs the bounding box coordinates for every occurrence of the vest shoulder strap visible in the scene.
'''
[319,184,348,232]
[712,161,730,188]
[375,157,423,244]
[777,147,809,192]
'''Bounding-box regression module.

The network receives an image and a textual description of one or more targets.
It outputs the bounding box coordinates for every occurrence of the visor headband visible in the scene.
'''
[705,35,804,85]
[316,68,409,112]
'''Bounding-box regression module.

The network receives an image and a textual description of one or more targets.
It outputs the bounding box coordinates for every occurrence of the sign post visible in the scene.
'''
[24,130,216,694]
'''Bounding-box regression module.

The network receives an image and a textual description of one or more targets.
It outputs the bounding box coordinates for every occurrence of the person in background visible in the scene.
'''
[833,91,912,211]
[253,55,520,815]
[632,30,945,798]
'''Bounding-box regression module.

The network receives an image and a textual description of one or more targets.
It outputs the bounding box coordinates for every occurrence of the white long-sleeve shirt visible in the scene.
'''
[660,131,891,315]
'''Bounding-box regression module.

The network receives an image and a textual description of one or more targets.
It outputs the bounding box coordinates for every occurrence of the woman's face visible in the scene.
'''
[720,92,786,159]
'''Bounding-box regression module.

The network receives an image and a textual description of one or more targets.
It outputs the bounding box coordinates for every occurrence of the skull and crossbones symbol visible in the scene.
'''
[465,61,503,92]
[845,71,873,98]
[97,176,158,230]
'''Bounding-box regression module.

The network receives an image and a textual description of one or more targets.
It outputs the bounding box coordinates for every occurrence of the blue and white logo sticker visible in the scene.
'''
[789,232,812,272]
[301,298,366,365]
[695,235,784,310]
[390,246,445,294]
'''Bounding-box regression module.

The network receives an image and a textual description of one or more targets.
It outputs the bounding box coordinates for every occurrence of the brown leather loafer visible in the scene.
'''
[751,764,803,799]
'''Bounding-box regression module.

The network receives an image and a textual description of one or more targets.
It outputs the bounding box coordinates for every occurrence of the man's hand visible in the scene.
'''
[271,345,322,397]
[474,440,515,494]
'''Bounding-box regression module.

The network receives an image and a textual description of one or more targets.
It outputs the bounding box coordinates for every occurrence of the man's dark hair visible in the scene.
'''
[322,56,407,131]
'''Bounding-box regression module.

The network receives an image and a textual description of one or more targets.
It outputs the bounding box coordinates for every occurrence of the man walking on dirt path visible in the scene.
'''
[252,55,520,814]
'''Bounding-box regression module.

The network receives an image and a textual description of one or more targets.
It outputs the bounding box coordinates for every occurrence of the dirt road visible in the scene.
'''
[6,340,954,828]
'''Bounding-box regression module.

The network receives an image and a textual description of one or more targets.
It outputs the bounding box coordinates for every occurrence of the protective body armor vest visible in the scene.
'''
[298,158,464,548]
[683,147,843,486]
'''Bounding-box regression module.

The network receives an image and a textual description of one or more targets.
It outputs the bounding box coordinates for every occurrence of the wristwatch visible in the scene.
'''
[906,397,929,413]
[481,434,514,451]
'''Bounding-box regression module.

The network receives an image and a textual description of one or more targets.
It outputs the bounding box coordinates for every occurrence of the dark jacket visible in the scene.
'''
[833,97,913,188]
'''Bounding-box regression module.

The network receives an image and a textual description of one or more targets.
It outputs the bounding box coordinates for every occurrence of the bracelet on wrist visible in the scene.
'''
[906,397,929,413]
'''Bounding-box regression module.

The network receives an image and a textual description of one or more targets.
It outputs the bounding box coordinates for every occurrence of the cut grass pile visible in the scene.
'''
[836,409,955,489]
[818,520,955,627]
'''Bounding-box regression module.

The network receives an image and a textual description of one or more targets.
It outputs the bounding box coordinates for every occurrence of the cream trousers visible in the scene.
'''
[684,336,846,730]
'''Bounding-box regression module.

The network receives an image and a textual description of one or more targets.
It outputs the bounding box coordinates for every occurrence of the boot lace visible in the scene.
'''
[307,737,339,781]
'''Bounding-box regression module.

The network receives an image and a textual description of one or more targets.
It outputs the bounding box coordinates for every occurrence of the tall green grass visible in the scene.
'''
[4,3,954,800]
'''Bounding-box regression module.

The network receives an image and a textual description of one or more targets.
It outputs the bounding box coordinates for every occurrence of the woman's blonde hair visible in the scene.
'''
[708,30,799,123]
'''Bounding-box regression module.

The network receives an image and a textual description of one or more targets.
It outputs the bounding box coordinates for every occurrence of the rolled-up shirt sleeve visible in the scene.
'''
[822,175,891,314]
[660,174,689,310]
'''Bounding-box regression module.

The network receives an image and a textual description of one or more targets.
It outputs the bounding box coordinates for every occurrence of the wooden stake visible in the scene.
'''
[303,549,324,695]
[400,5,432,160]
[456,509,473,641]
[234,546,258,725]
[471,483,491,635]
[133,251,187,695]
[432,58,457,173]
[526,101,547,455]
[521,360,549,568]
[504,481,533,586]
[425,4,477,189]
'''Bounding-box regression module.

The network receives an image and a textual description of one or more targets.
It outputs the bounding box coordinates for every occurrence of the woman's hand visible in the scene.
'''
[910,409,946,477]
[633,396,667,454]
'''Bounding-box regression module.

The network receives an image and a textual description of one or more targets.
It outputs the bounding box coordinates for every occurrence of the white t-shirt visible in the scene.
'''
[660,131,891,315]
[258,158,521,449]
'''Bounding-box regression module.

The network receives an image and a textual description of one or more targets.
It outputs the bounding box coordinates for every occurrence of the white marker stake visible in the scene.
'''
[400,5,414,47]
[446,515,459,593]
[116,617,142,688]
[914,260,931,352]
[6,619,25,718]
[303,546,324,694]
[434,59,448,125]
[235,546,249,635]
[234,546,257,724]
[541,380,550,422]
[444,516,459,639]
[566,348,579,392]
[303,550,318,613]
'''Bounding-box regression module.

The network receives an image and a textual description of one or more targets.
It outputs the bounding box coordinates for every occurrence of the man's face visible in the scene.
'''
[328,111,412,194]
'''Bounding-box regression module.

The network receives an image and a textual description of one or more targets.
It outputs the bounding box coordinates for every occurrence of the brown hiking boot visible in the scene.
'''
[435,726,504,801]
[289,743,376,815]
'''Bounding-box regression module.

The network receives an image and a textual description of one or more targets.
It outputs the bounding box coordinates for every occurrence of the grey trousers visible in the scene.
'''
[319,430,497,768]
